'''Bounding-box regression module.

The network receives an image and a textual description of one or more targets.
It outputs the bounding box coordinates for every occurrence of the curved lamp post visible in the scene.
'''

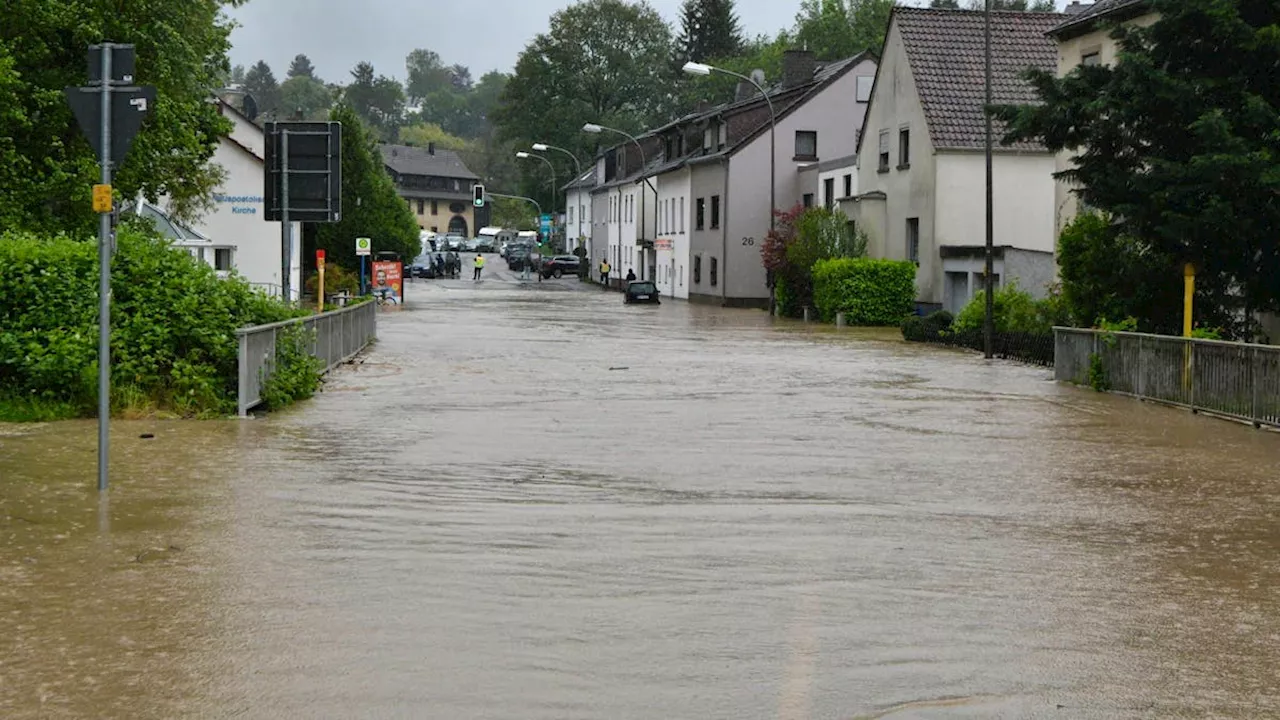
[516,150,557,247]
[583,122,656,281]
[684,61,777,311]
[533,142,584,253]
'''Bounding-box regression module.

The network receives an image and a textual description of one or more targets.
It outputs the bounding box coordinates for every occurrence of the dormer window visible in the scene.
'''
[717,122,727,148]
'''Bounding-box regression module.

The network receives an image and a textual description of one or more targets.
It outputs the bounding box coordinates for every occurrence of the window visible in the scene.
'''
[1081,51,1101,66]
[679,197,685,233]
[416,199,425,215]
[824,178,835,209]
[802,193,814,208]
[856,75,874,102]
[717,123,727,148]
[710,195,721,229]
[568,206,574,224]
[795,130,817,160]
[195,248,205,263]
[898,127,910,169]
[709,257,718,287]
[703,127,712,150]
[843,174,853,197]
[906,217,920,264]
[431,200,439,216]
[696,198,706,230]
[878,130,890,172]
[693,255,702,284]
[214,248,233,271]
[430,225,438,232]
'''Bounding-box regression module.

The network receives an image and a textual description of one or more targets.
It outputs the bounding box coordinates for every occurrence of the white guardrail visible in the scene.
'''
[236,300,377,417]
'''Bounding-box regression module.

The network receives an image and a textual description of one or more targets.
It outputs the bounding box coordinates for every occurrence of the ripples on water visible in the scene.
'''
[3,281,1279,718]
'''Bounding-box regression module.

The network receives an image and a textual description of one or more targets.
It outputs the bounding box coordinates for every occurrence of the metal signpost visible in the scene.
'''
[64,43,156,491]
[356,236,371,294]
[264,122,343,303]
[483,190,545,283]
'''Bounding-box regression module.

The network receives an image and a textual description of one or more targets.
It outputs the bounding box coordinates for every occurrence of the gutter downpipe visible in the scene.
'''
[720,155,729,307]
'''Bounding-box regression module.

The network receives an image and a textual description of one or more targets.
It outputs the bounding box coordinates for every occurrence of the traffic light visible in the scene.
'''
[473,184,485,208]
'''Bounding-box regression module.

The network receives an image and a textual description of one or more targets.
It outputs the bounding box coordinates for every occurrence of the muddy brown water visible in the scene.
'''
[3,273,1279,718]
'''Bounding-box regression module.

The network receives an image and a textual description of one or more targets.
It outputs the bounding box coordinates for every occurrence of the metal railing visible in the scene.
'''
[236,300,377,417]
[1054,328,1280,428]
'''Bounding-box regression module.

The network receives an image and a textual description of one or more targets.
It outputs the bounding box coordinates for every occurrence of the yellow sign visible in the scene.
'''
[92,184,112,213]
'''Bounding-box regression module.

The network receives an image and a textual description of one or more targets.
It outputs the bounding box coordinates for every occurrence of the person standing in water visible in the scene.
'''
[473,253,485,281]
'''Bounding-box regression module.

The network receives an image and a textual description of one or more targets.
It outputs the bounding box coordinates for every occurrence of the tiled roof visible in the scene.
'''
[379,144,479,180]
[1050,0,1147,38]
[896,7,1064,151]
[562,168,597,192]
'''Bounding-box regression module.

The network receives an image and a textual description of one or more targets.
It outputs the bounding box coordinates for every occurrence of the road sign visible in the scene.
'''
[263,121,342,223]
[539,214,552,243]
[473,184,485,208]
[64,86,155,164]
[356,237,371,256]
[92,184,112,213]
[316,248,326,267]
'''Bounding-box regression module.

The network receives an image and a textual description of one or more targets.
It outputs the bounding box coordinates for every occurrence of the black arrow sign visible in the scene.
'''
[64,85,157,164]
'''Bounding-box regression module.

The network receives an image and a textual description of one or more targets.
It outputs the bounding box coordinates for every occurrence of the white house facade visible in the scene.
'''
[563,169,595,253]
[165,99,301,299]
[655,166,691,299]
[846,7,1062,312]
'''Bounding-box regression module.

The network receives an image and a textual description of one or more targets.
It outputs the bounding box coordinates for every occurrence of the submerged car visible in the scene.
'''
[624,281,660,304]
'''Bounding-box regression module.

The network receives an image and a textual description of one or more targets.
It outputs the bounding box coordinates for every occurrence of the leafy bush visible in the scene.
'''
[762,205,868,317]
[902,310,954,340]
[306,262,360,297]
[953,281,1057,335]
[811,257,916,325]
[259,325,322,410]
[0,228,312,419]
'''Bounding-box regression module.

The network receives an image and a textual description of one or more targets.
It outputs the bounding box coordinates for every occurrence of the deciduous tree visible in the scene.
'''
[995,0,1280,336]
[793,0,895,59]
[0,0,243,232]
[344,61,406,141]
[279,75,333,120]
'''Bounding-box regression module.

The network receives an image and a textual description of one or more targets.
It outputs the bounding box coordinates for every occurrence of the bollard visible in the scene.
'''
[803,306,811,322]
[836,312,846,328]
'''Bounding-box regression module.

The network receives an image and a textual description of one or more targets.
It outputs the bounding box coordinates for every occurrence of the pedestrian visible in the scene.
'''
[435,253,444,277]
[600,259,611,287]
[473,253,485,281]
[625,269,636,282]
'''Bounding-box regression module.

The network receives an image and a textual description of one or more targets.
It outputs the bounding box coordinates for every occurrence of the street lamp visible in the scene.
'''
[533,142,584,254]
[516,151,557,280]
[582,122,656,282]
[684,60,777,311]
[983,0,994,358]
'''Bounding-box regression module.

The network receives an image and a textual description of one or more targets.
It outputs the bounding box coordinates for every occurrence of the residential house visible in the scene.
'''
[157,99,301,299]
[563,169,596,253]
[379,143,481,237]
[846,7,1063,313]
[594,50,878,304]
[588,136,661,287]
[1049,0,1155,232]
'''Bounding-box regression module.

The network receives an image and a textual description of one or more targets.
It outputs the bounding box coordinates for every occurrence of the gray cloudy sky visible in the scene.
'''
[226,0,810,82]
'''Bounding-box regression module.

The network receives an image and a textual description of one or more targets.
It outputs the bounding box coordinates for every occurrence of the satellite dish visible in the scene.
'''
[242,93,258,121]
[750,69,766,86]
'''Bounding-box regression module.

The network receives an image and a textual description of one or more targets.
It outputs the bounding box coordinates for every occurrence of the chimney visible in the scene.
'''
[696,99,711,114]
[1064,1,1090,14]
[735,80,755,102]
[782,49,816,89]
[427,142,436,155]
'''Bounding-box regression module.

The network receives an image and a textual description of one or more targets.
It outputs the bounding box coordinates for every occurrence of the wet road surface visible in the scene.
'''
[3,266,1280,718]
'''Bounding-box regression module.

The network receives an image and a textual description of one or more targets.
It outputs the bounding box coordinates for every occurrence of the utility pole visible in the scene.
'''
[983,0,995,359]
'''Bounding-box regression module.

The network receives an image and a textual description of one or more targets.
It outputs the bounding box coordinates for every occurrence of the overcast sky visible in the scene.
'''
[227,0,839,83]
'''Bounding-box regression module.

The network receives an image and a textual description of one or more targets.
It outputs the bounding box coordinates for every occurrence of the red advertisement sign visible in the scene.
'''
[655,238,674,252]
[371,260,402,301]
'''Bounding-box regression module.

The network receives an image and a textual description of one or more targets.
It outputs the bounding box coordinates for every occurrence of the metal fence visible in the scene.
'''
[902,325,1055,367]
[236,300,377,417]
[1054,328,1280,428]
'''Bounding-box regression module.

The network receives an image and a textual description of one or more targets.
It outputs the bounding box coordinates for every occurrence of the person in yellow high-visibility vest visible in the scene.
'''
[600,260,611,287]
[473,253,485,281]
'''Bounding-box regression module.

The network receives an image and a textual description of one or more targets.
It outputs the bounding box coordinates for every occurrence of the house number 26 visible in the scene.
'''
[742,237,755,246]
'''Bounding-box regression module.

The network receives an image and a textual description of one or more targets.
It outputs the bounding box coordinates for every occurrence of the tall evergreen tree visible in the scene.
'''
[243,60,281,118]
[287,53,316,79]
[673,0,745,64]
[344,62,406,141]
[996,0,1280,335]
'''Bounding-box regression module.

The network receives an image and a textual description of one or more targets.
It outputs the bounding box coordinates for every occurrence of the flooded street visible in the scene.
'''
[3,270,1280,718]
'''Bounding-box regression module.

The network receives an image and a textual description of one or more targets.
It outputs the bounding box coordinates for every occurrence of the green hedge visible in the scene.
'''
[0,228,313,420]
[812,258,917,325]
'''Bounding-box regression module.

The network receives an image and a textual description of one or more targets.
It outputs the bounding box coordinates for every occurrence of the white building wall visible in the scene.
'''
[819,162,858,207]
[933,152,1057,253]
[655,168,691,299]
[565,186,592,251]
[171,108,301,300]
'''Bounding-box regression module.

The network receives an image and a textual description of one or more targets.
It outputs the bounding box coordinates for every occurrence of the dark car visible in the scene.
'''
[540,255,581,279]
[507,245,535,271]
[624,281,660,304]
[407,254,437,278]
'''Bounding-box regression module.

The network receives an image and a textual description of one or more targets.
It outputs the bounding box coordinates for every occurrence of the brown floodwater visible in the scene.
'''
[3,269,1279,718]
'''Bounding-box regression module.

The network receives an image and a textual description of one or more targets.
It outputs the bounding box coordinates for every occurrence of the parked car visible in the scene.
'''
[407,254,437,278]
[442,234,466,251]
[507,244,535,270]
[474,237,495,253]
[540,255,581,279]
[624,281,660,304]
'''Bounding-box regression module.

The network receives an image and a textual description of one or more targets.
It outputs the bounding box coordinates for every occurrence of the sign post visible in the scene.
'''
[65,43,155,492]
[356,237,371,295]
[264,121,342,304]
